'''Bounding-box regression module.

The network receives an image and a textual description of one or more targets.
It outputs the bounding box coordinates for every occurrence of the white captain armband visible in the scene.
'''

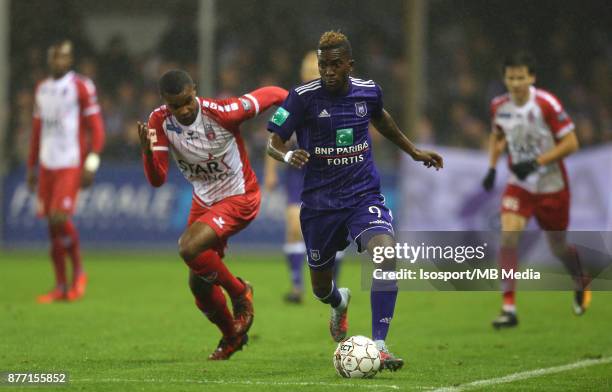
[84,153,100,172]
[283,151,294,164]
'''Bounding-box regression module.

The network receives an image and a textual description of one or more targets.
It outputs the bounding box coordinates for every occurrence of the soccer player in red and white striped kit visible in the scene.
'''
[27,40,105,303]
[138,69,287,359]
[483,52,590,328]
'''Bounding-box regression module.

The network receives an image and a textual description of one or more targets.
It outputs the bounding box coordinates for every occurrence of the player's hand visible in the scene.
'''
[81,169,95,188]
[137,121,154,155]
[286,149,310,169]
[413,149,443,170]
[511,159,539,180]
[26,170,37,192]
[482,168,496,191]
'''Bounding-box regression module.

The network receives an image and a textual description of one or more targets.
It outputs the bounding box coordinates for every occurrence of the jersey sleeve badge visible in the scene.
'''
[271,107,290,126]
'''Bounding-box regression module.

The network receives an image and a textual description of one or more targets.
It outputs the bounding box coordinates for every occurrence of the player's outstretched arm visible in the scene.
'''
[482,130,506,191]
[247,86,288,114]
[266,133,309,169]
[26,117,41,192]
[370,109,443,170]
[137,121,169,187]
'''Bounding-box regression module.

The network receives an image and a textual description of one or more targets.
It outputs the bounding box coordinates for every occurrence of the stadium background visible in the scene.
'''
[1,0,610,247]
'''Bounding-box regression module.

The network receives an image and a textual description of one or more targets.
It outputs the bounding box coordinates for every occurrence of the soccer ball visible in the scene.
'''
[333,335,381,378]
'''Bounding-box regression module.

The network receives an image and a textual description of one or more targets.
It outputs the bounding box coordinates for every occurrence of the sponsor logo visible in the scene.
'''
[239,97,252,112]
[310,249,320,261]
[271,107,290,126]
[368,219,392,226]
[314,141,369,166]
[166,118,182,134]
[336,128,354,147]
[213,216,225,228]
[186,130,200,141]
[497,112,512,119]
[558,111,568,122]
[379,317,392,324]
[502,196,520,212]
[355,101,367,117]
[177,159,230,182]
[318,109,331,118]
[202,101,239,112]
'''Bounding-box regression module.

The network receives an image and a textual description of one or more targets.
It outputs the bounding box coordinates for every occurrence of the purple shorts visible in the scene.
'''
[285,167,303,205]
[300,193,394,270]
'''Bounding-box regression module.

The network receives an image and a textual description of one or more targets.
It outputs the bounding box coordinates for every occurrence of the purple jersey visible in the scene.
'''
[267,77,384,209]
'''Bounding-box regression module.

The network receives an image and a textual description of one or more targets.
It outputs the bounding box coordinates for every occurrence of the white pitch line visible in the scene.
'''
[431,356,612,392]
[74,378,405,390]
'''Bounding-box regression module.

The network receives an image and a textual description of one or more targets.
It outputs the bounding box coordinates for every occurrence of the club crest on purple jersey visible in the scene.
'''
[310,249,320,261]
[355,101,367,117]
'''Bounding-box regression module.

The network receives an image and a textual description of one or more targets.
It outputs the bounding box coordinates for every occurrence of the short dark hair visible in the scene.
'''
[158,69,194,96]
[318,31,352,57]
[502,51,536,75]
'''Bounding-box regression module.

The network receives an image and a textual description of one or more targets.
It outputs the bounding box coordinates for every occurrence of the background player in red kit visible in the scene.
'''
[482,52,590,328]
[27,40,105,303]
[137,69,287,360]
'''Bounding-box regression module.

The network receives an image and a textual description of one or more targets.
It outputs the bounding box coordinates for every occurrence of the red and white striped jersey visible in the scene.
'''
[29,71,105,170]
[490,86,575,193]
[144,87,287,206]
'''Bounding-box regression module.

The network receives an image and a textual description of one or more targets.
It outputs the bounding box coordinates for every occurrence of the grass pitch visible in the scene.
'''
[1,249,611,391]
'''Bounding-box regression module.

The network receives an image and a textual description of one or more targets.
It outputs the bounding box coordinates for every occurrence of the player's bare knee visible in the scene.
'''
[500,233,520,248]
[178,234,199,262]
[366,233,395,262]
[48,212,68,227]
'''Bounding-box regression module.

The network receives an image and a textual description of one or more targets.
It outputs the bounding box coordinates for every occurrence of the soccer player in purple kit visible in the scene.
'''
[266,31,443,371]
[264,50,344,304]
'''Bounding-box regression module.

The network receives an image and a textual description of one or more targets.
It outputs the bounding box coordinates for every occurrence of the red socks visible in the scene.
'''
[186,250,245,298]
[187,250,247,338]
[49,225,67,288]
[500,246,517,311]
[63,220,83,277]
[195,288,235,338]
[48,219,83,288]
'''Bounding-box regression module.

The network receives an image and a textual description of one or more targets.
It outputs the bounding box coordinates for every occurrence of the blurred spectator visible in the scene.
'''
[158,3,198,66]
[98,35,135,94]
[5,0,611,169]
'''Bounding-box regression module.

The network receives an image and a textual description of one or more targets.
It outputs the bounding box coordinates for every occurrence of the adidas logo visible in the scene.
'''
[318,109,331,118]
[379,317,392,324]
